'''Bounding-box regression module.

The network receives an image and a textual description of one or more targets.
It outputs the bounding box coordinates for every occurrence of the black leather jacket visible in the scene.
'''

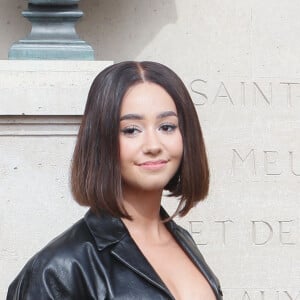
[7,208,223,300]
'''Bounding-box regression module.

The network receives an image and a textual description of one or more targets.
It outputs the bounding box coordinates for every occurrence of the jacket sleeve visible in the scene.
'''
[6,254,81,300]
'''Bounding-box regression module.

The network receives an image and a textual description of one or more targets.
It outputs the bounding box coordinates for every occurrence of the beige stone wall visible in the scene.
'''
[0,61,113,299]
[1,1,300,299]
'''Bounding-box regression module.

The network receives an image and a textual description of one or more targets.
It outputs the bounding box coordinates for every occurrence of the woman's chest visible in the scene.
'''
[134,238,217,300]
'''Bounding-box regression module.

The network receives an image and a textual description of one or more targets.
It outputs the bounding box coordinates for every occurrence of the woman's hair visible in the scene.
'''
[71,61,209,219]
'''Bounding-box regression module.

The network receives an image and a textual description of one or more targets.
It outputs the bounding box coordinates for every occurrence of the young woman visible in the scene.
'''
[7,61,223,299]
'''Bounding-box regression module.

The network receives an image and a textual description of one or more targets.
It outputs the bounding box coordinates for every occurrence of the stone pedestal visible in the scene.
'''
[9,0,94,60]
[0,60,112,295]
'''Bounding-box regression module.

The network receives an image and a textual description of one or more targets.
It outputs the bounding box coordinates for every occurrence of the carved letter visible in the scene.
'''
[189,221,208,245]
[213,82,234,105]
[242,291,251,300]
[253,82,272,105]
[252,221,273,245]
[240,81,246,105]
[280,82,300,107]
[231,149,256,176]
[215,220,234,245]
[279,220,296,245]
[264,151,282,175]
[260,291,265,300]
[282,290,300,300]
[190,79,208,105]
[289,151,300,176]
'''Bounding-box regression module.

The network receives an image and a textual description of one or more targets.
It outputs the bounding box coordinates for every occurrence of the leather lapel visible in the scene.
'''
[111,234,174,299]
[85,208,222,299]
[84,209,174,299]
[166,221,223,300]
[84,209,127,250]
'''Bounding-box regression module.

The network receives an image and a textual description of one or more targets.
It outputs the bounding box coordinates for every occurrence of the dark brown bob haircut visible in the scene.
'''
[71,61,209,219]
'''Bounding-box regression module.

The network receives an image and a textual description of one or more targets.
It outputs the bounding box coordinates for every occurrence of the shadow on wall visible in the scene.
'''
[78,0,177,61]
[0,0,29,60]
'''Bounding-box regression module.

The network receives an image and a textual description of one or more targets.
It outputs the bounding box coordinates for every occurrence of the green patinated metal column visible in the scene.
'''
[9,0,94,60]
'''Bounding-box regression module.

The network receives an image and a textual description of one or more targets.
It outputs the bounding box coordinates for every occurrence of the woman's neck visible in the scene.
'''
[121,188,167,243]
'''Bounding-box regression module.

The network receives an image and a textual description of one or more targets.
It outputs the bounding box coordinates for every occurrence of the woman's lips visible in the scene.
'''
[137,160,168,170]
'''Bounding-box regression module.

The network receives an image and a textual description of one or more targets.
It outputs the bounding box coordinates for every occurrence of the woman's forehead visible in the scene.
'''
[120,82,177,115]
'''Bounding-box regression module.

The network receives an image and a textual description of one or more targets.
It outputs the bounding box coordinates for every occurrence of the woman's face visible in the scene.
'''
[119,82,183,194]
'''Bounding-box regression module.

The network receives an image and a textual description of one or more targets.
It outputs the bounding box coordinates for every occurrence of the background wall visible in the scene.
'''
[1,0,300,299]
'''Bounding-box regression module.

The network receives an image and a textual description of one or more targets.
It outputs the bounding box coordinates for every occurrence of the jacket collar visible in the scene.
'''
[84,208,174,298]
[84,207,222,300]
[83,207,176,251]
[84,209,127,250]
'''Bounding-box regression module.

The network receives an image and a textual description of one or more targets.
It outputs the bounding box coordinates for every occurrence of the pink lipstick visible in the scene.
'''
[138,160,168,171]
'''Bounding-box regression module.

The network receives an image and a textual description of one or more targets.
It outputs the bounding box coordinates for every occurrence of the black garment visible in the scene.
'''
[7,208,223,300]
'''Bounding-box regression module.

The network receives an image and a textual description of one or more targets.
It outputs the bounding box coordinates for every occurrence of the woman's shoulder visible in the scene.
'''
[165,217,197,244]
[41,216,93,254]
[7,216,101,299]
[28,216,95,266]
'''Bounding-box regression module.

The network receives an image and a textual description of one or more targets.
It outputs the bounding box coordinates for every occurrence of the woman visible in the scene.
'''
[7,61,223,299]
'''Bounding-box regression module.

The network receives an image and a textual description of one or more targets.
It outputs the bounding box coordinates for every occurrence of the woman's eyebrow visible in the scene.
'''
[157,111,178,119]
[120,111,177,121]
[120,114,143,121]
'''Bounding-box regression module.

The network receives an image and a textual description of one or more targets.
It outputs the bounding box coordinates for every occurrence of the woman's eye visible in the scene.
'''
[121,126,141,136]
[159,124,177,133]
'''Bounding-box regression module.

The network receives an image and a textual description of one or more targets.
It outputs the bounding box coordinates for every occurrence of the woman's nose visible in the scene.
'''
[142,130,162,155]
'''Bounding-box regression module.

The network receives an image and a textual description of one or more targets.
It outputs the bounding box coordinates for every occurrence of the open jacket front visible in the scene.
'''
[7,208,223,300]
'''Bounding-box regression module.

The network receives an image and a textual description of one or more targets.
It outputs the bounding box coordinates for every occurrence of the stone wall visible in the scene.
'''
[0,1,299,299]
[0,61,112,297]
